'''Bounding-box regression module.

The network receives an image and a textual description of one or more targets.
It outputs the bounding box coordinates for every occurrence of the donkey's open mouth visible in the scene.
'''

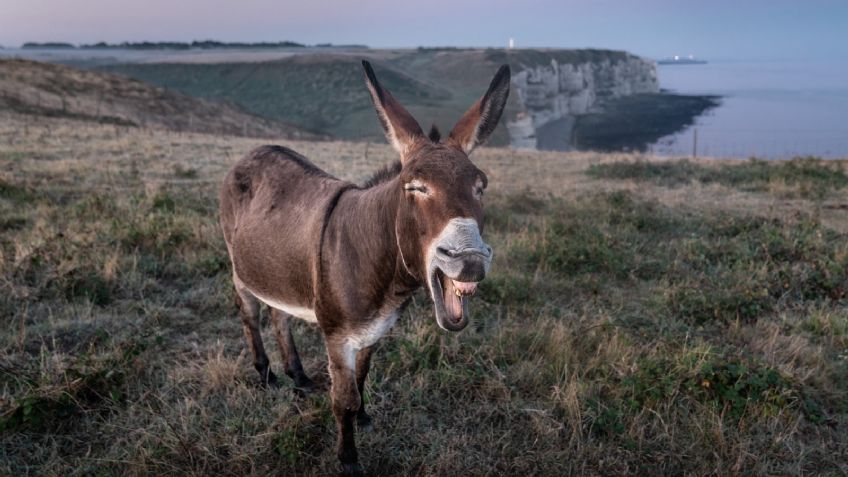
[430,269,473,331]
[430,265,489,331]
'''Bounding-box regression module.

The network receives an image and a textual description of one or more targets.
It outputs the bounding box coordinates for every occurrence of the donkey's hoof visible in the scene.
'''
[340,462,364,477]
[293,376,319,396]
[260,371,280,389]
[356,412,374,432]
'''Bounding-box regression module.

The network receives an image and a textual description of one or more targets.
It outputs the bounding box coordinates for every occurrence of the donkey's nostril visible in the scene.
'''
[437,246,492,261]
[436,247,454,258]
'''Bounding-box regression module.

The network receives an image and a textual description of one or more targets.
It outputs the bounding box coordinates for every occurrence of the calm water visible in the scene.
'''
[653,60,848,159]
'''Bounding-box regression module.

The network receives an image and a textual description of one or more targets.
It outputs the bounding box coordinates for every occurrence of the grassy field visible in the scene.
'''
[1,112,847,475]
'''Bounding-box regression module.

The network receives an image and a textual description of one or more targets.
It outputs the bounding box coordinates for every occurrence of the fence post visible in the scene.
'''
[692,128,698,159]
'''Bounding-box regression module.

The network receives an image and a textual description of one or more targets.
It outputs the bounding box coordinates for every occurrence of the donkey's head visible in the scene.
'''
[363,60,510,331]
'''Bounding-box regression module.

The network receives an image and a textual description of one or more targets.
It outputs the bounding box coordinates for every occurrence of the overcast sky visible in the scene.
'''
[2,0,846,60]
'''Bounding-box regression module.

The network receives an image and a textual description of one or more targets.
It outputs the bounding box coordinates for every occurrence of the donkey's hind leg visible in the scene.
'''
[270,308,316,394]
[234,277,278,387]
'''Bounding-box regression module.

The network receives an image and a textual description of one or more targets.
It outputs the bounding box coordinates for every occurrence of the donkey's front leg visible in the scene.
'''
[355,346,375,431]
[326,337,363,477]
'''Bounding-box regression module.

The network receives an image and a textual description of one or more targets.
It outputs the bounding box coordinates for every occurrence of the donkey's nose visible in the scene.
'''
[436,245,492,260]
[435,246,454,259]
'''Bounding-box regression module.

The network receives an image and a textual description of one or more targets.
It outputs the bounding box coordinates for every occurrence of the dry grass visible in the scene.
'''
[1,112,847,476]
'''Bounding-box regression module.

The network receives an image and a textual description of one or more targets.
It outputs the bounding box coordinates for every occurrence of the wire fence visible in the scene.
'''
[649,127,848,160]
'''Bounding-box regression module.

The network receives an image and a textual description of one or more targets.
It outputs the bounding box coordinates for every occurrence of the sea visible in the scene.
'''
[652,59,848,159]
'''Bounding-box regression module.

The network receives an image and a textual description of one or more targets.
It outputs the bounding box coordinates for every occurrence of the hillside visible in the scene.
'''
[94,48,713,150]
[101,54,452,141]
[0,59,324,140]
[1,110,846,475]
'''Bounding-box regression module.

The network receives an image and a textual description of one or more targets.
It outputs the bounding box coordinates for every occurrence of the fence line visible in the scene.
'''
[653,127,848,159]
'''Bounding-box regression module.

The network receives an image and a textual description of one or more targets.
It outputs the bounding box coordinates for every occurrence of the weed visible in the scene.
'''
[0,338,148,432]
[62,268,113,305]
[173,164,198,179]
[151,192,176,212]
[0,216,27,230]
[689,359,795,421]
[586,398,626,438]
[0,178,34,203]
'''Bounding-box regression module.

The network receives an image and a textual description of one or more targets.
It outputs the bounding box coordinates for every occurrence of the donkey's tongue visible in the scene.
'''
[443,278,466,324]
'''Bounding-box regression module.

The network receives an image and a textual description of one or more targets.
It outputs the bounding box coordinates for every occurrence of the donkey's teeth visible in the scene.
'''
[452,280,478,296]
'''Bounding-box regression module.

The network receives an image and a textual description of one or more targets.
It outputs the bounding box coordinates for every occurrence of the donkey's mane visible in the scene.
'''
[362,160,402,188]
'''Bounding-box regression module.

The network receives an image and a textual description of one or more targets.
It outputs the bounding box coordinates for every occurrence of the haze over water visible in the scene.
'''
[653,59,848,159]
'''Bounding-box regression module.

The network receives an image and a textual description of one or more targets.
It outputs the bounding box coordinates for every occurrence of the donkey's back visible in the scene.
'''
[219,145,347,311]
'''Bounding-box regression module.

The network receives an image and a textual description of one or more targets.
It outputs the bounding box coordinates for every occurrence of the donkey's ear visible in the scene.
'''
[447,65,511,155]
[362,60,424,157]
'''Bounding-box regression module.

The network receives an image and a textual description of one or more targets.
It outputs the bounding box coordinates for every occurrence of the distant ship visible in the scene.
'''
[657,54,707,65]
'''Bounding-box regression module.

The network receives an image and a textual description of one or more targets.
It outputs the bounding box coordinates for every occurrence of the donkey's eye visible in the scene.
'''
[404,182,429,194]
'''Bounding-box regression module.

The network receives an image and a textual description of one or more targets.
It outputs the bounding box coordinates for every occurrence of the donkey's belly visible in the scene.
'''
[249,287,318,323]
[229,199,323,323]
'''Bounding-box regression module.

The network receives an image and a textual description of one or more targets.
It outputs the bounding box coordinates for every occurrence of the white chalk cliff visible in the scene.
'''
[506,55,658,149]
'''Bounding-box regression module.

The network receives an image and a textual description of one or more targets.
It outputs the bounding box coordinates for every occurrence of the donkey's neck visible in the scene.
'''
[321,176,418,311]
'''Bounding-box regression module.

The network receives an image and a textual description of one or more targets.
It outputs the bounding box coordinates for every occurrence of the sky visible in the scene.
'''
[1,0,846,61]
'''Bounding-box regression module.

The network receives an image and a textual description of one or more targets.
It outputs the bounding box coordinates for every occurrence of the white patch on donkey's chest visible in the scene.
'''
[343,310,400,369]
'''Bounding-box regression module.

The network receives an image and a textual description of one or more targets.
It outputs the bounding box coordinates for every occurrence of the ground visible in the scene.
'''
[1,112,846,475]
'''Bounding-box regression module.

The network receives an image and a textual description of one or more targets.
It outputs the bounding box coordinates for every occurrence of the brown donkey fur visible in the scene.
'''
[219,61,510,475]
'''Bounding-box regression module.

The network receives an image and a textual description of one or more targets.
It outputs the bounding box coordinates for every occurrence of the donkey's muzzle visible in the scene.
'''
[435,246,492,282]
[427,218,494,332]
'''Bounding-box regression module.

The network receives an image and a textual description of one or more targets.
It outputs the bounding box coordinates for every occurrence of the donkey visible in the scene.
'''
[219,61,510,475]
